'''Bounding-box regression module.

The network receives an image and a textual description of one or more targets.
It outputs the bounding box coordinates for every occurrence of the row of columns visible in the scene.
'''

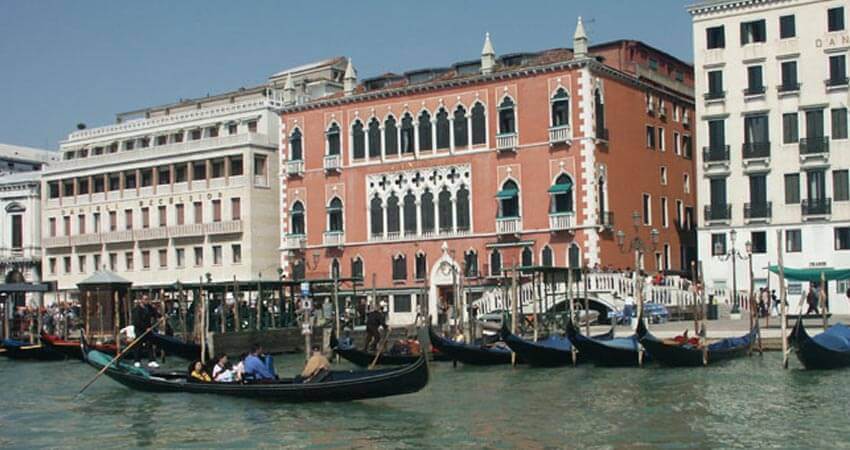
[353,112,486,161]
[368,191,469,239]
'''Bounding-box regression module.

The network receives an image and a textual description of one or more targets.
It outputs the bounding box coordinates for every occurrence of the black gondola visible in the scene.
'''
[40,332,117,360]
[501,326,614,367]
[565,317,644,367]
[82,344,429,402]
[428,326,516,365]
[144,332,202,360]
[636,316,757,367]
[330,336,451,367]
[792,318,850,370]
[0,339,66,361]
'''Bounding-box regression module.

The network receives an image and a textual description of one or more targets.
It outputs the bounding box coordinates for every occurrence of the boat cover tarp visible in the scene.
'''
[707,333,752,351]
[767,266,850,282]
[536,335,573,351]
[811,323,850,352]
[1,339,26,347]
[86,350,150,378]
[597,336,640,351]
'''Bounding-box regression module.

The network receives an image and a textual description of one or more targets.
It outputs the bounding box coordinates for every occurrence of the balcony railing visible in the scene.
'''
[744,85,766,96]
[135,227,168,241]
[286,160,304,176]
[778,82,800,93]
[548,212,574,231]
[742,142,770,159]
[284,234,306,250]
[168,223,205,238]
[802,198,831,216]
[703,91,725,100]
[800,137,829,155]
[206,220,242,235]
[826,77,849,88]
[71,233,102,246]
[702,145,730,162]
[323,154,342,171]
[496,216,522,234]
[548,125,571,145]
[43,236,70,248]
[704,204,731,221]
[599,211,614,228]
[496,132,518,151]
[744,202,772,220]
[323,230,344,247]
[102,230,134,243]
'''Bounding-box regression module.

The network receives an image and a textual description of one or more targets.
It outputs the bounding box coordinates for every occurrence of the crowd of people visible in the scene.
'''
[186,343,330,384]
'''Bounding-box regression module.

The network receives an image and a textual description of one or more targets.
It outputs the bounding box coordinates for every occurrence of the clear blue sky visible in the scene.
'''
[0,0,693,151]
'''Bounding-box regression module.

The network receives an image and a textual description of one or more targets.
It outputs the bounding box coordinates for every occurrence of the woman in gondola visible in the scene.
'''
[189,360,212,382]
[212,354,235,382]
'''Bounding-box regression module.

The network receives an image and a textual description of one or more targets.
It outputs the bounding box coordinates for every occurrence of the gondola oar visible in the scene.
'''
[368,325,394,370]
[77,316,166,396]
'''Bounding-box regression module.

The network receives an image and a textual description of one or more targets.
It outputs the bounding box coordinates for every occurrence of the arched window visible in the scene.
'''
[569,243,580,268]
[498,97,516,134]
[498,180,520,218]
[490,250,502,277]
[401,114,415,154]
[352,120,365,159]
[289,128,303,161]
[542,246,554,267]
[351,257,363,280]
[292,259,305,280]
[464,250,478,278]
[550,173,573,213]
[421,190,435,233]
[403,191,417,234]
[326,123,341,156]
[370,195,383,237]
[456,185,470,231]
[438,187,453,232]
[521,246,533,268]
[418,111,432,151]
[415,253,427,280]
[551,88,570,127]
[386,193,400,234]
[453,106,468,148]
[327,198,343,232]
[331,258,340,279]
[594,88,606,137]
[471,102,486,145]
[598,176,607,217]
[290,201,305,235]
[368,118,381,158]
[384,116,398,156]
[392,254,407,280]
[436,108,450,149]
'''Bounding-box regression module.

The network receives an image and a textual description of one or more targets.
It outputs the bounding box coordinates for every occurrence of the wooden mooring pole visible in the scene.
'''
[777,230,788,369]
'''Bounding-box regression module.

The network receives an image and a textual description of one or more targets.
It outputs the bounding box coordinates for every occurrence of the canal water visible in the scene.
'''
[0,352,848,449]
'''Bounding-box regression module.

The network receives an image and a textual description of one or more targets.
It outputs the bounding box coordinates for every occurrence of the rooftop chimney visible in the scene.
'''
[481,32,496,75]
[344,58,357,96]
[283,73,295,105]
[573,17,588,58]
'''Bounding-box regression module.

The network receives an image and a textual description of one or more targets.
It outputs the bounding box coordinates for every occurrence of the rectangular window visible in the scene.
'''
[642,193,651,225]
[190,129,201,141]
[175,164,187,183]
[836,227,850,250]
[10,215,22,249]
[828,7,845,32]
[176,248,185,268]
[660,167,668,185]
[779,14,796,38]
[707,70,724,96]
[109,253,117,271]
[740,19,766,45]
[77,214,85,235]
[63,256,71,274]
[786,229,802,253]
[646,126,655,148]
[63,216,71,236]
[230,156,243,176]
[141,250,150,269]
[661,197,668,228]
[194,247,203,266]
[780,61,798,89]
[393,294,412,313]
[785,173,800,204]
[832,108,848,139]
[211,159,225,178]
[830,55,847,84]
[751,231,767,254]
[194,202,203,224]
[212,200,221,222]
[109,174,120,191]
[176,204,185,225]
[254,155,267,176]
[78,255,86,273]
[49,217,56,237]
[140,168,152,187]
[231,198,241,220]
[124,171,137,189]
[674,132,681,155]
[141,207,149,229]
[834,170,849,201]
[783,113,799,143]
[158,206,167,227]
[49,257,56,275]
[746,66,764,93]
[158,166,170,185]
[248,121,257,133]
[93,212,100,233]
[708,119,725,149]
[158,249,167,268]
[124,209,133,230]
[109,211,117,231]
[706,26,725,49]
[212,245,222,265]
[125,252,134,271]
[232,244,242,264]
[711,233,727,256]
[658,128,665,151]
[228,123,238,135]
[193,161,206,181]
[684,173,691,194]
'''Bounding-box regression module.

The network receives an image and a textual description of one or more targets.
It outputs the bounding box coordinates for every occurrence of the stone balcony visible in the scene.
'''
[71,233,102,246]
[168,223,205,238]
[324,154,342,172]
[43,236,70,248]
[548,212,574,231]
[286,160,304,177]
[135,227,168,241]
[323,231,344,247]
[496,132,518,152]
[548,125,571,146]
[284,234,306,250]
[496,216,522,235]
[206,220,242,235]
[102,230,134,243]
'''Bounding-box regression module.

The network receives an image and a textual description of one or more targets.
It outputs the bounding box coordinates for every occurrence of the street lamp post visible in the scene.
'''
[714,229,751,315]
[615,211,660,321]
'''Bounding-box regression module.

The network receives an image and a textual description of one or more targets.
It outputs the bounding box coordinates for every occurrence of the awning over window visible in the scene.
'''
[767,266,850,282]
[548,180,573,194]
[496,188,518,199]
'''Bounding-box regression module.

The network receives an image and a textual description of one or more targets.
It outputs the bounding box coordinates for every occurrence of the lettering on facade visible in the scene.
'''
[815,34,850,49]
[60,192,224,215]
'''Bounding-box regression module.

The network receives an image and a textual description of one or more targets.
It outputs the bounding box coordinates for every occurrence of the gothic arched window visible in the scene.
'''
[290,201,305,235]
[456,185,470,231]
[384,116,398,156]
[289,128,303,161]
[368,118,381,158]
[327,198,343,232]
[550,173,574,213]
[418,111,432,151]
[498,180,520,218]
[498,97,516,134]
[542,246,554,267]
[386,193,400,234]
[403,191,417,234]
[436,108,450,149]
[438,187,453,232]
[551,88,570,127]
[421,190,435,233]
[401,114,415,154]
[352,120,365,159]
[471,102,486,145]
[521,246,533,268]
[453,106,468,148]
[370,195,383,237]
[326,123,341,156]
[490,250,502,277]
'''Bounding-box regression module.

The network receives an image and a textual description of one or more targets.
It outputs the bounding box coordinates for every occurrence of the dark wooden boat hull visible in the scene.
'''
[0,340,66,361]
[793,319,850,370]
[636,325,754,368]
[566,319,642,367]
[501,327,614,367]
[331,336,451,367]
[144,332,201,360]
[428,327,516,365]
[40,333,117,360]
[83,348,429,402]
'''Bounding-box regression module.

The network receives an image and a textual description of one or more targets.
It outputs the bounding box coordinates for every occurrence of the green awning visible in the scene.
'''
[548,181,573,194]
[496,188,518,199]
[767,266,850,282]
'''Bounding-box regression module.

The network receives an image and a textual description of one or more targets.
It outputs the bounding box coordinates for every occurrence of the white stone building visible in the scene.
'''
[689,0,850,313]
[41,58,348,300]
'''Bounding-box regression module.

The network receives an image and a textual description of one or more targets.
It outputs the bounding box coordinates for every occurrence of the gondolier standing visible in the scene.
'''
[365,305,386,352]
[132,294,160,368]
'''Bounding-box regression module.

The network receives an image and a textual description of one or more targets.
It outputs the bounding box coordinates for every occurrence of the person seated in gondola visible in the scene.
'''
[301,346,331,383]
[189,361,212,382]
[233,352,248,382]
[243,344,276,381]
[212,354,235,383]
